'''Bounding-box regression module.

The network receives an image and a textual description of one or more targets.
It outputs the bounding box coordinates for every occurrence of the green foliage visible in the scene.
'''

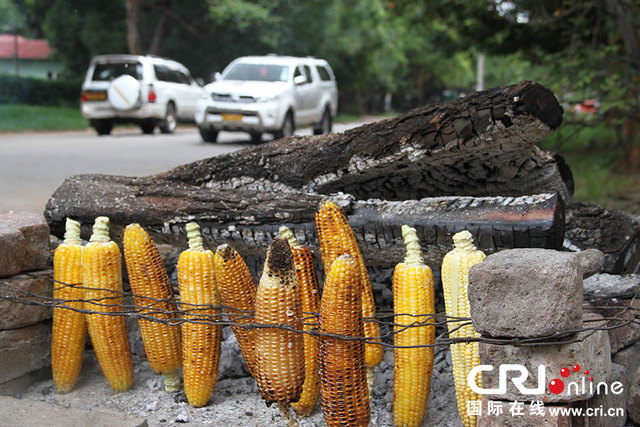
[0,104,86,131]
[0,75,80,107]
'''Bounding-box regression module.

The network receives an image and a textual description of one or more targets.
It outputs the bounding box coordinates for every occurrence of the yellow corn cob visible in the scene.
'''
[213,244,258,377]
[254,237,305,413]
[52,218,87,393]
[280,226,321,417]
[82,216,134,392]
[318,254,370,427]
[314,200,382,371]
[441,230,485,427]
[177,222,222,407]
[393,225,435,427]
[123,223,182,392]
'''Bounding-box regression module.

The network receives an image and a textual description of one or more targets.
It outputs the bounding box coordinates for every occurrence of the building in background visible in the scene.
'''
[0,34,62,79]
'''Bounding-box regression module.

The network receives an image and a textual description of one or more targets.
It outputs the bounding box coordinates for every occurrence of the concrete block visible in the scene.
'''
[469,249,586,338]
[479,314,611,403]
[0,396,148,427]
[0,270,53,330]
[0,322,51,385]
[0,212,50,277]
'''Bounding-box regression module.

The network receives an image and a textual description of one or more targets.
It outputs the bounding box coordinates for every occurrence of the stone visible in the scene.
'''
[628,365,640,423]
[0,212,50,277]
[586,363,628,427]
[0,396,148,427]
[479,314,611,403]
[477,398,573,426]
[0,322,51,385]
[469,248,589,338]
[583,273,640,298]
[0,270,53,330]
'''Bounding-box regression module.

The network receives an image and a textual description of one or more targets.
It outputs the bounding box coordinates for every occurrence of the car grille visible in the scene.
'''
[211,93,256,103]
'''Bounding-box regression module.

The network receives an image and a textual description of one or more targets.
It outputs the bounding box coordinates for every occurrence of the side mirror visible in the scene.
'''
[294,75,307,85]
[214,72,222,81]
[195,78,204,87]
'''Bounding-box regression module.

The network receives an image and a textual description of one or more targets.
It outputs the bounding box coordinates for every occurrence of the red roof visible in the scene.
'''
[0,34,55,60]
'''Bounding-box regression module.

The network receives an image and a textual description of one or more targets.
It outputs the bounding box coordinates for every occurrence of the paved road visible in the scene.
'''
[0,119,374,214]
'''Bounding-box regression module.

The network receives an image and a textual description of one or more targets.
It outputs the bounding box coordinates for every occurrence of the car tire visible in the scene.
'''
[313,108,332,135]
[159,103,177,134]
[250,132,262,144]
[140,120,155,134]
[199,127,218,143]
[91,119,113,136]
[273,111,294,140]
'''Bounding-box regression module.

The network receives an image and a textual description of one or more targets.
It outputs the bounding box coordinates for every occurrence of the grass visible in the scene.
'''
[540,120,640,215]
[0,104,87,132]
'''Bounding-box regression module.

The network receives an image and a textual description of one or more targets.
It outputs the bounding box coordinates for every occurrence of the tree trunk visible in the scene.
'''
[125,0,142,55]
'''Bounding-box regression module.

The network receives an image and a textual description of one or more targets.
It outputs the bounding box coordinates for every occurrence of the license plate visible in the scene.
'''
[221,113,243,122]
[85,92,107,101]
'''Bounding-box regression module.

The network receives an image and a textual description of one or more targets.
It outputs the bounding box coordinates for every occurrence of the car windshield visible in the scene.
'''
[223,63,289,82]
[92,61,143,81]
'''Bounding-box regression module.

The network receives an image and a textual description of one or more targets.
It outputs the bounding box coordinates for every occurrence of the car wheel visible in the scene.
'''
[140,120,155,134]
[250,132,262,144]
[159,103,177,134]
[91,119,113,136]
[313,108,332,135]
[199,127,219,143]
[274,111,294,140]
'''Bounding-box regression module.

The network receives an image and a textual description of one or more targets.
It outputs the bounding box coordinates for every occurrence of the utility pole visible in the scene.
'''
[476,52,485,92]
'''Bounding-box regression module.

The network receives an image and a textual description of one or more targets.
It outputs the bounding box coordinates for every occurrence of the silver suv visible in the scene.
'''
[81,54,202,135]
[195,55,338,143]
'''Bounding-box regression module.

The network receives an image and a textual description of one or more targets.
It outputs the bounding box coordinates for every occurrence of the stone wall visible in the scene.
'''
[469,248,640,426]
[0,212,53,394]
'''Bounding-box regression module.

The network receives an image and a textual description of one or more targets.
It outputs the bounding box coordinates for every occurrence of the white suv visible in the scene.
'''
[195,55,338,143]
[81,54,202,135]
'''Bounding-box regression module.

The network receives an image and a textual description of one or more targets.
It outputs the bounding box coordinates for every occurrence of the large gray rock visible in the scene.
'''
[0,270,52,330]
[469,248,603,338]
[0,212,50,277]
[479,314,611,403]
[0,396,148,427]
[0,322,51,385]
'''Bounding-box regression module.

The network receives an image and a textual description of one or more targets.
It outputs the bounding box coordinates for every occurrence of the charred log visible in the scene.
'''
[45,174,564,267]
[154,81,570,201]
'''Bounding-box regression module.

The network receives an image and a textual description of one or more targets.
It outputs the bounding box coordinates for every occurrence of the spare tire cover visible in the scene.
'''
[107,75,141,111]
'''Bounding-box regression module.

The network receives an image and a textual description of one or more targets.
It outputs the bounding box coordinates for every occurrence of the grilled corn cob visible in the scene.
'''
[318,254,370,427]
[213,244,258,376]
[177,222,222,407]
[280,226,321,417]
[254,237,305,411]
[52,218,87,393]
[123,223,181,392]
[393,225,435,427]
[441,230,485,427]
[315,200,382,371]
[83,216,134,392]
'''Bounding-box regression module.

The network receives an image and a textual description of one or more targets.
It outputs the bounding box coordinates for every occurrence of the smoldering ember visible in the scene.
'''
[1,81,639,426]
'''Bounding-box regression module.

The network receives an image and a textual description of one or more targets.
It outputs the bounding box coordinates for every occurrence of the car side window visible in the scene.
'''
[294,66,304,82]
[154,65,171,82]
[303,65,313,83]
[316,65,332,82]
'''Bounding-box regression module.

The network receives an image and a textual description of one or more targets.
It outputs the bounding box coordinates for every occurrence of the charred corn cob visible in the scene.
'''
[393,225,435,427]
[123,223,181,392]
[318,254,370,427]
[52,218,87,393]
[441,230,485,427]
[177,222,222,407]
[213,244,258,377]
[254,237,305,412]
[315,200,382,371]
[82,216,134,392]
[280,226,321,417]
